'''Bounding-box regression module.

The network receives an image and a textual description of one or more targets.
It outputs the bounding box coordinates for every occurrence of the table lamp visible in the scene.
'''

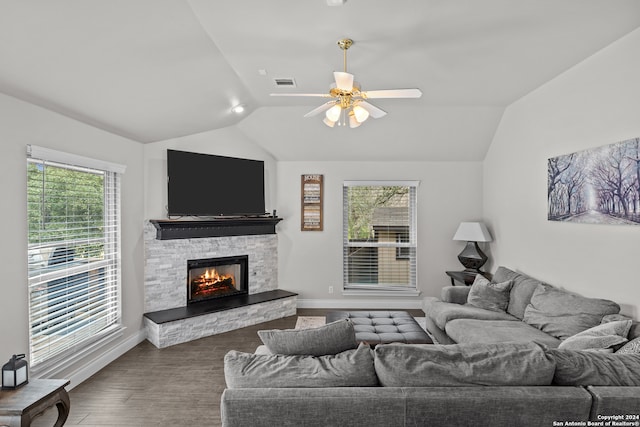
[452,222,492,273]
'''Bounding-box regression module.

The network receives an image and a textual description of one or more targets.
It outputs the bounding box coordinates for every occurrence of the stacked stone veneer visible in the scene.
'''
[144,297,297,348]
[144,221,296,348]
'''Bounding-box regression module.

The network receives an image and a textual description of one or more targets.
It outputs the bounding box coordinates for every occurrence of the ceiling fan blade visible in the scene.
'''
[358,101,387,119]
[361,88,422,99]
[303,101,337,118]
[333,71,354,91]
[270,93,330,97]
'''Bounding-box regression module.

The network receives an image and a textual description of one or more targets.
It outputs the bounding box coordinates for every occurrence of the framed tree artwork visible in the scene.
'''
[301,174,323,231]
[548,137,640,226]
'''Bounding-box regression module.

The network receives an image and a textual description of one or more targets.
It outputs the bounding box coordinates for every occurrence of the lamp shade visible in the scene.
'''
[325,105,342,122]
[323,117,336,127]
[348,110,362,128]
[452,222,492,242]
[352,105,369,123]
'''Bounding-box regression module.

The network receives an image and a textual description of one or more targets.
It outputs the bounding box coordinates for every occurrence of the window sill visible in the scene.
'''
[342,288,421,297]
[31,325,125,379]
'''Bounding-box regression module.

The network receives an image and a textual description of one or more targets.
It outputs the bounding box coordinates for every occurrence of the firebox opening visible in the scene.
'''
[187,255,248,305]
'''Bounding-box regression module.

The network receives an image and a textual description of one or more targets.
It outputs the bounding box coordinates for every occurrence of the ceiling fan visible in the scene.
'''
[270,38,422,128]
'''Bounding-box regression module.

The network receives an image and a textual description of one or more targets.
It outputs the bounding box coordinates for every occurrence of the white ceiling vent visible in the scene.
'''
[273,78,297,88]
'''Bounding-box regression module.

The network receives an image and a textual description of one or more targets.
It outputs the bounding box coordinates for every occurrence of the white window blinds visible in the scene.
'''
[343,181,418,291]
[26,145,124,369]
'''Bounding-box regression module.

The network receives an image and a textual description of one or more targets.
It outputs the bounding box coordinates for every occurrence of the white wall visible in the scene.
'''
[276,161,484,308]
[484,28,640,318]
[0,93,145,385]
[143,126,277,220]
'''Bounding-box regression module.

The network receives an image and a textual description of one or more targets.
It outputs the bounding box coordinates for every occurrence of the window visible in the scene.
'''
[343,181,418,292]
[26,145,125,372]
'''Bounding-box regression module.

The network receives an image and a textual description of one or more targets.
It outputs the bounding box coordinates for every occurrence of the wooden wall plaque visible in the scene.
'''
[301,174,323,231]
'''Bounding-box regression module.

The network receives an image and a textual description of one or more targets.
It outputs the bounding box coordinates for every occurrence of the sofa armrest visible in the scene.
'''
[587,386,640,420]
[441,286,470,304]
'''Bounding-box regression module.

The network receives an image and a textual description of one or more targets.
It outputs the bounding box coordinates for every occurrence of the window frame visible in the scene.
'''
[342,180,419,294]
[26,145,125,376]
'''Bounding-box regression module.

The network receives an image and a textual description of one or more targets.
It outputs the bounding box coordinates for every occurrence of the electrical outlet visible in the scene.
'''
[328,286,334,294]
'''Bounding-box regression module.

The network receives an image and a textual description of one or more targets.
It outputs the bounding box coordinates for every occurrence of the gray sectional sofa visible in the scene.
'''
[220,267,640,427]
[222,385,594,427]
[222,341,640,426]
[422,266,639,346]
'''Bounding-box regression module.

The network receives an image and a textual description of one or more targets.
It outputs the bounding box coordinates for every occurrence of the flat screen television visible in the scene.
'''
[167,149,265,217]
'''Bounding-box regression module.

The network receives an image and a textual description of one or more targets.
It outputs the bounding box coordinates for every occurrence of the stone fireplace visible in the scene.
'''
[143,220,296,348]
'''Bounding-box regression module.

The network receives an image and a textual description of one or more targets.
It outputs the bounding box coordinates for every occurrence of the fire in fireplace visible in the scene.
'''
[187,255,248,304]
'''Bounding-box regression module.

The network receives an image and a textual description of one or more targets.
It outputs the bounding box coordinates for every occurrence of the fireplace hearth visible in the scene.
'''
[187,255,248,304]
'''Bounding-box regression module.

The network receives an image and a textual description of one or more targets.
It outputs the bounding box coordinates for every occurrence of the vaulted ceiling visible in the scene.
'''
[2,1,639,161]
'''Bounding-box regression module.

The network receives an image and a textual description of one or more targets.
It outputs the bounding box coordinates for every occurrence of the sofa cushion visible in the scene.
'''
[403,387,592,427]
[547,349,640,386]
[224,343,377,389]
[445,319,561,348]
[601,313,633,323]
[558,320,632,351]
[467,276,513,312]
[257,319,357,356]
[493,266,544,320]
[630,322,640,340]
[254,345,271,355]
[423,299,518,331]
[523,284,620,340]
[221,388,406,427]
[374,342,555,387]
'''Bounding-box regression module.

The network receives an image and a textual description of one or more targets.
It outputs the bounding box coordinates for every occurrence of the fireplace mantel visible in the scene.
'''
[150,217,283,240]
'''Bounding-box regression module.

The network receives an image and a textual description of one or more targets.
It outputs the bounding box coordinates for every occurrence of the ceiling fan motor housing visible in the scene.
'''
[269,37,421,127]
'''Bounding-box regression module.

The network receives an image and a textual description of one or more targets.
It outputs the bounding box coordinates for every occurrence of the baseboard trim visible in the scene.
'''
[67,328,147,390]
[297,298,423,310]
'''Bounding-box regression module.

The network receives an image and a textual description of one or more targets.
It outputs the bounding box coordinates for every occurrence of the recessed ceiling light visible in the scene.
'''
[258,69,268,76]
[231,104,246,114]
[326,0,346,5]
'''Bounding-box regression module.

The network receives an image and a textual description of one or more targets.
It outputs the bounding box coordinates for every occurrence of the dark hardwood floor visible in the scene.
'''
[32,308,423,427]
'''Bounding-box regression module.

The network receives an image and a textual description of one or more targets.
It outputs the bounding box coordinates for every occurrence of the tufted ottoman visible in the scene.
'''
[325,310,433,346]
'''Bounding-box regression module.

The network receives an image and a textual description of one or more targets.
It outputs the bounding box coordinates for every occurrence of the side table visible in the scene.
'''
[446,270,492,286]
[0,379,70,427]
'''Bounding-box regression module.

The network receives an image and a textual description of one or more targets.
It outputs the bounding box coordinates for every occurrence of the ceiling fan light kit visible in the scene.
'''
[270,38,422,129]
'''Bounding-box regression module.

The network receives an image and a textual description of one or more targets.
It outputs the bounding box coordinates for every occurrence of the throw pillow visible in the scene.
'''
[374,342,555,387]
[601,313,633,323]
[493,266,545,320]
[523,284,620,340]
[257,319,357,356]
[547,348,640,386]
[617,337,640,354]
[558,320,632,351]
[466,276,513,313]
[224,343,377,389]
